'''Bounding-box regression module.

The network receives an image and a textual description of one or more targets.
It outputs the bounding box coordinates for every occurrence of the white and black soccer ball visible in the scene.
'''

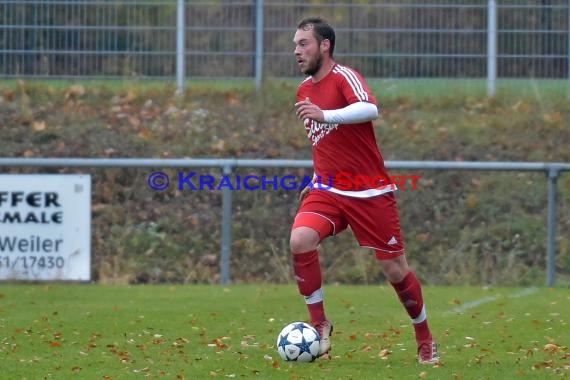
[276,321,320,362]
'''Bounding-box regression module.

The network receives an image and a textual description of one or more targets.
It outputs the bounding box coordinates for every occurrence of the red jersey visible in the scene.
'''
[297,63,393,197]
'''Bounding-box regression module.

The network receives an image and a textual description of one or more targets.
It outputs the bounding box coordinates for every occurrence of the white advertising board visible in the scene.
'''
[0,175,91,281]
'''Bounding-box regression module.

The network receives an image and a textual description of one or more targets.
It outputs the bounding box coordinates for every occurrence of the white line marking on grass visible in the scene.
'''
[508,287,539,298]
[445,287,538,314]
[449,295,498,314]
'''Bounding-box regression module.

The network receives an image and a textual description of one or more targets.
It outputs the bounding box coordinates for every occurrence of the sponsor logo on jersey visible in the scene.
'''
[304,119,339,146]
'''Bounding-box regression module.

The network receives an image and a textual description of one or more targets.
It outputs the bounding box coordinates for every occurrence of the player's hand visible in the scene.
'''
[298,184,311,202]
[298,173,317,202]
[295,97,324,122]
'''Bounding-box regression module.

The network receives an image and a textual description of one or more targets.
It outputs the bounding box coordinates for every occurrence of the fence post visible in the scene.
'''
[546,167,559,287]
[255,0,264,89]
[176,0,185,94]
[220,164,233,284]
[567,0,570,99]
[487,0,497,97]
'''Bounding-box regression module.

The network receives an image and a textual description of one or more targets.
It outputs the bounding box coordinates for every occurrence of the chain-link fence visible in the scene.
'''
[1,0,568,81]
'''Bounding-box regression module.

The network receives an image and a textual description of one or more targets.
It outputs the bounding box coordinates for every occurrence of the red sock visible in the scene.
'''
[293,250,326,324]
[391,271,432,343]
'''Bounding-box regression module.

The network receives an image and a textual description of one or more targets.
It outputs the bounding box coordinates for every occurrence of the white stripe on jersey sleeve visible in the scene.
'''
[333,65,369,102]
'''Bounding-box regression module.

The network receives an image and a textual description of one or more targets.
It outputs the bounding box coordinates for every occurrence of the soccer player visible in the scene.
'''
[290,17,439,364]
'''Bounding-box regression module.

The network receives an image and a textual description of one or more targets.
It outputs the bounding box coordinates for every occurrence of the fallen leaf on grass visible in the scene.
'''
[133,367,150,373]
[474,354,486,364]
[542,112,562,124]
[211,139,226,153]
[361,345,372,352]
[378,349,390,359]
[3,89,14,102]
[225,91,241,107]
[173,337,189,348]
[208,338,229,351]
[543,343,560,355]
[65,85,85,98]
[138,128,151,140]
[389,326,402,336]
[532,360,553,369]
[32,121,46,131]
[127,115,140,128]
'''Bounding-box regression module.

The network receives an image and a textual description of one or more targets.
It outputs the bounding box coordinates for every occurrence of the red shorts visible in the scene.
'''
[292,190,405,259]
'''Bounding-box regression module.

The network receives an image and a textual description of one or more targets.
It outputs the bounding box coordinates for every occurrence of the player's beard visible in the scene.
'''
[303,53,323,76]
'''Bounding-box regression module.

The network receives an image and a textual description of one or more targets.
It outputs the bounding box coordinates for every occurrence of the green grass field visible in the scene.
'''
[3,78,569,101]
[0,284,568,379]
[0,78,568,378]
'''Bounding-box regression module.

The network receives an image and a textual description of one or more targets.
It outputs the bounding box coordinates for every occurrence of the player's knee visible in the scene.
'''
[290,227,320,254]
[378,255,409,283]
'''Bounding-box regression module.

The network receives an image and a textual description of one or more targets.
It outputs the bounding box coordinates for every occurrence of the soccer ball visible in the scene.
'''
[276,321,320,362]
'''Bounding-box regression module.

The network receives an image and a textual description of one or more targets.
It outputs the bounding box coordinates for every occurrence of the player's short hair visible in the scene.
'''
[297,17,335,57]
